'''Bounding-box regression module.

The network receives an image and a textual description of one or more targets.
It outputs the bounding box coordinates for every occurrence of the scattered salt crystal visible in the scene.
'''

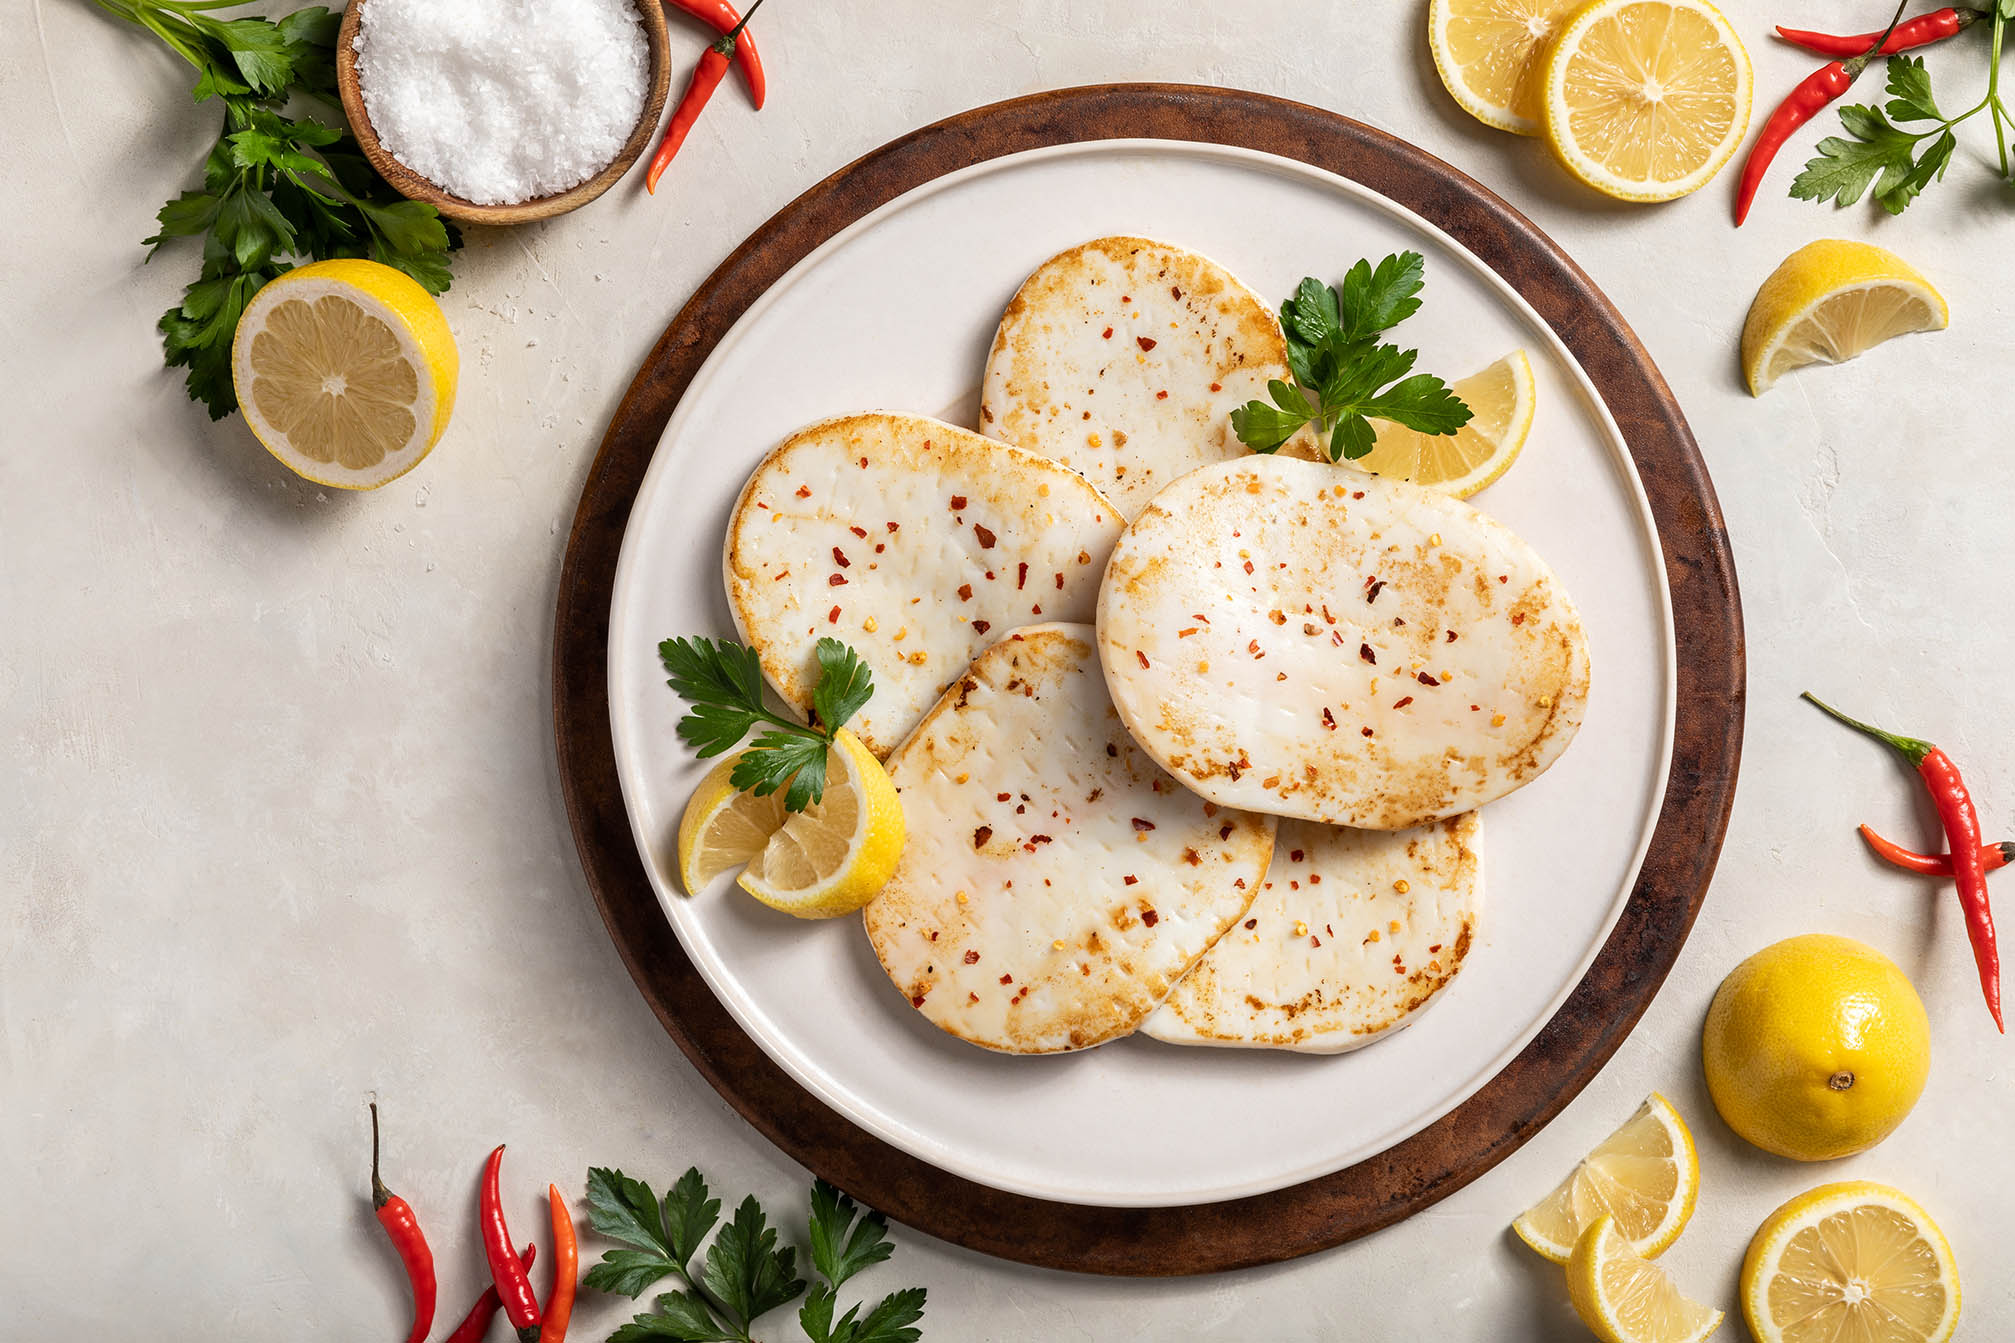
[354,0,649,206]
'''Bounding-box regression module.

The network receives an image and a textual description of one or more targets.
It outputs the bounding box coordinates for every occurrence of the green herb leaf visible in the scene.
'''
[586,1166,677,1258]
[1229,380,1316,453]
[1334,250,1426,344]
[810,638,874,736]
[808,1180,896,1290]
[663,1166,725,1268]
[608,1291,743,1343]
[585,1249,681,1300]
[1883,54,1944,124]
[1789,113,1920,208]
[700,1195,806,1329]
[731,729,831,810]
[1877,128,1956,214]
[845,1286,928,1343]
[800,1282,847,1343]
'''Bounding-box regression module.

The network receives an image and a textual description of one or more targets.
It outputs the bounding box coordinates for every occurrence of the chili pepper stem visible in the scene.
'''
[712,0,764,56]
[369,1101,390,1208]
[1800,691,1935,765]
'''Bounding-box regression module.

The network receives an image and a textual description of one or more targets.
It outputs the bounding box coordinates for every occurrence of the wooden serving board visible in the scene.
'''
[552,85,1744,1276]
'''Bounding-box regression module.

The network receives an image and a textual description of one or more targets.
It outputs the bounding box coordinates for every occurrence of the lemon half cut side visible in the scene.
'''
[1740,1182,1959,1343]
[1511,1092,1699,1264]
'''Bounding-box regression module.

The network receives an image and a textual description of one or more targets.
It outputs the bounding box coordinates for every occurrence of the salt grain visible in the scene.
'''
[354,0,649,206]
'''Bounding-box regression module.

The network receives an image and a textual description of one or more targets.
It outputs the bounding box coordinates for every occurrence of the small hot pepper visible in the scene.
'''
[1734,1,1911,225]
[1776,7,1975,59]
[1860,824,2015,878]
[481,1145,544,1343]
[646,0,767,193]
[444,1242,535,1343]
[538,1185,579,1343]
[369,1104,437,1343]
[665,0,767,108]
[1807,692,2003,1031]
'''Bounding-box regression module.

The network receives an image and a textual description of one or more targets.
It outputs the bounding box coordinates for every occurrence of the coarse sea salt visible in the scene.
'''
[354,0,649,206]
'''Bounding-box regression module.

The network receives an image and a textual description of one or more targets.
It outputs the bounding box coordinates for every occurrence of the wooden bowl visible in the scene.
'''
[335,0,671,225]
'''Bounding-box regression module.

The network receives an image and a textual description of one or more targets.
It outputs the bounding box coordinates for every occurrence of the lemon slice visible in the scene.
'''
[231,258,458,489]
[1741,1182,1960,1343]
[1539,0,1752,202]
[1352,350,1533,497]
[1740,240,1948,396]
[1512,1093,1699,1264]
[677,754,790,896]
[1570,1216,1724,1343]
[736,728,905,919]
[1428,0,1582,135]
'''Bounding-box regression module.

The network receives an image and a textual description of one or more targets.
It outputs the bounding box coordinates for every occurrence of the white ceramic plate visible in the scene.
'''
[607,140,1674,1208]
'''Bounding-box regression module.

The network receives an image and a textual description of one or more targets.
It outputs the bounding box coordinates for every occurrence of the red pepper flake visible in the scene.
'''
[1247,639,1264,658]
[1209,382,1222,393]
[1123,875,1138,886]
[974,524,997,548]
[1025,834,1053,850]
[1178,627,1198,639]
[950,495,967,511]
[874,544,885,554]
[848,525,868,538]
[794,485,812,498]
[1218,823,1235,840]
[772,571,789,581]
[1512,612,1526,625]
[1447,630,1459,643]
[1155,389,1169,400]
[1121,295,1131,303]
[963,950,980,964]
[1182,847,1201,865]
[1417,672,1440,686]
[1137,336,1158,351]
[1394,695,1414,709]
[1352,490,1365,500]
[973,825,992,849]
[1141,908,1159,927]
[1359,643,1377,665]
[930,931,938,941]
[1311,936,1322,948]
[827,606,840,623]
[887,521,899,533]
[1017,562,1028,590]
[1362,726,1374,737]
[831,547,851,567]
[1226,761,1243,781]
[1428,944,1443,954]
[1131,817,1156,832]
[1366,578,1385,603]
[1321,707,1337,731]
[1106,742,1119,757]
[1243,918,1257,930]
[1136,650,1150,670]
[1393,616,1406,627]
[828,573,848,587]
[999,973,1013,985]
[957,583,973,601]
[1289,849,1305,862]
[1331,630,1346,647]
[1498,574,1509,584]
[1031,604,1042,616]
[972,620,991,634]
[1243,560,1255,574]
[911,993,926,1006]
[1102,326,1114,339]
[968,992,979,1003]
[1170,285,1183,299]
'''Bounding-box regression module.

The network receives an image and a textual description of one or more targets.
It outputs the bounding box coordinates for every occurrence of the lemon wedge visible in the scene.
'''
[1352,350,1533,497]
[734,728,905,919]
[1570,1216,1724,1343]
[1740,240,1948,396]
[1741,1182,1960,1343]
[231,258,458,489]
[1428,0,1581,135]
[677,754,791,896]
[1512,1093,1699,1264]
[1539,0,1752,202]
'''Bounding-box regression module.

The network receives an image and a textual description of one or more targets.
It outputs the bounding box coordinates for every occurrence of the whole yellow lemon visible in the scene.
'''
[1702,934,1929,1162]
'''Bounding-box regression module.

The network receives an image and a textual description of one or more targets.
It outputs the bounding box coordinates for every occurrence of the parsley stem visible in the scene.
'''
[1991,10,2011,179]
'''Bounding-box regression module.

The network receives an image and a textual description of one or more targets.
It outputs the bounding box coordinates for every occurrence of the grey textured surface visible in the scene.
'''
[6,0,2013,1336]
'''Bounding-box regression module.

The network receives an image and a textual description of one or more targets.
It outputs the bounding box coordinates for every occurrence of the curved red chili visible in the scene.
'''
[646,0,767,193]
[444,1242,535,1343]
[665,0,767,108]
[369,1104,437,1343]
[538,1184,579,1343]
[481,1145,544,1343]
[1776,8,1973,59]
[1808,694,2003,1032]
[1860,823,2015,877]
[1735,1,1910,225]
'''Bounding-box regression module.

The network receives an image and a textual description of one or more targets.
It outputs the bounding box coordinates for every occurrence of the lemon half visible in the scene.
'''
[1741,1182,1959,1343]
[1353,350,1533,497]
[1740,240,1948,395]
[1429,0,1582,135]
[1539,0,1752,202]
[231,258,457,489]
[1512,1092,1699,1264]
[1570,1216,1724,1343]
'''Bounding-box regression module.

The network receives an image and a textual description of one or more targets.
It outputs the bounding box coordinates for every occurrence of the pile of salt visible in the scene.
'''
[354,0,651,206]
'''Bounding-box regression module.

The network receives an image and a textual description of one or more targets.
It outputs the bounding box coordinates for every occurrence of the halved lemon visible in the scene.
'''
[1740,1182,1959,1343]
[1570,1216,1724,1343]
[1428,0,1582,135]
[735,728,905,919]
[231,258,458,489]
[677,753,790,896]
[1354,350,1533,497]
[1539,0,1752,202]
[1512,1093,1699,1264]
[1740,240,1948,396]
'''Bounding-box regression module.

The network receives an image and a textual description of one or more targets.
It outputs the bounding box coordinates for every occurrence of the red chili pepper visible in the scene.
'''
[481,1145,544,1343]
[665,0,767,108]
[538,1185,579,1343]
[369,1104,437,1343]
[1807,693,2003,1031]
[1861,824,2015,877]
[646,0,767,194]
[1734,1,1910,225]
[1776,7,1974,58]
[443,1242,536,1343]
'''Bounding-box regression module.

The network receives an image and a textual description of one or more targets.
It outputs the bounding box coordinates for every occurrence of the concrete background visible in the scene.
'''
[6,0,2012,1335]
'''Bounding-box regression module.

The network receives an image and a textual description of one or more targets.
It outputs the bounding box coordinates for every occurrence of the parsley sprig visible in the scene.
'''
[584,1167,926,1343]
[659,636,874,811]
[1230,252,1472,462]
[91,0,459,418]
[1794,5,2015,214]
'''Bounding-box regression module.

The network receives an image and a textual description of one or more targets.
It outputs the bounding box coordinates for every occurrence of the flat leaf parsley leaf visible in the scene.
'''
[1792,47,2008,216]
[658,635,875,811]
[1231,252,1471,462]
